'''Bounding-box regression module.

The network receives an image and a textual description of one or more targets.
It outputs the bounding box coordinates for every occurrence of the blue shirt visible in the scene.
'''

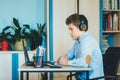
[67,32,104,79]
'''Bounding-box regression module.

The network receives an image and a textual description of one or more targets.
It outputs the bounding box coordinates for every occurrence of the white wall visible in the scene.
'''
[51,1,77,79]
[52,0,77,61]
[79,0,100,42]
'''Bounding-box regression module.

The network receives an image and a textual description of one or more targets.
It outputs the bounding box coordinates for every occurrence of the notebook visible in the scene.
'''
[43,61,62,68]
[22,39,34,66]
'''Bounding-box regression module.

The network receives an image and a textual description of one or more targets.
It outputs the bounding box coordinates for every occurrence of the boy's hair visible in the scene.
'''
[65,13,88,31]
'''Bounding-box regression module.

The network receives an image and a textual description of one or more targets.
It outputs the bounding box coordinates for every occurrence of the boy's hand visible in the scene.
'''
[57,56,61,63]
[58,56,68,65]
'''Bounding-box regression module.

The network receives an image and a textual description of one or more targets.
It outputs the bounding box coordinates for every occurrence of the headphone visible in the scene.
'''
[79,15,88,31]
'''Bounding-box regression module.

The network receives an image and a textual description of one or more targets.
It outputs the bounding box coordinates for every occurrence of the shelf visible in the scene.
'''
[103,31,120,34]
[103,10,120,12]
[101,0,120,51]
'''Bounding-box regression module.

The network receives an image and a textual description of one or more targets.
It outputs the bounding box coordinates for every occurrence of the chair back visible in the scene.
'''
[103,47,120,76]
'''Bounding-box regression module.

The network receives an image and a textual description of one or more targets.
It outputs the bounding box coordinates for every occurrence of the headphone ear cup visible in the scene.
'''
[79,24,87,31]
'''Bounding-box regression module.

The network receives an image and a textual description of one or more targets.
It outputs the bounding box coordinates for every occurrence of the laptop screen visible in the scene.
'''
[22,39,33,66]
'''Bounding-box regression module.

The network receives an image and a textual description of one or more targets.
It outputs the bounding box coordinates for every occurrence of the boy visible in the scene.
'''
[57,13,104,80]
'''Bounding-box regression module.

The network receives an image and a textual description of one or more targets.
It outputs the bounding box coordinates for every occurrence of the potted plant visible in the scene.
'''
[29,23,46,50]
[11,17,30,51]
[0,26,13,51]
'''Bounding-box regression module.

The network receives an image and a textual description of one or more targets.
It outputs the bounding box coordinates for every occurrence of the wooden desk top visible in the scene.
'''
[18,64,92,72]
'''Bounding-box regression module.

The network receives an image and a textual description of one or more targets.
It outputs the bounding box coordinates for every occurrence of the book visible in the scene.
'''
[103,0,106,10]
[114,0,117,10]
[117,0,120,9]
[107,14,113,31]
[111,0,115,10]
[119,0,120,9]
[118,13,120,31]
[113,13,118,31]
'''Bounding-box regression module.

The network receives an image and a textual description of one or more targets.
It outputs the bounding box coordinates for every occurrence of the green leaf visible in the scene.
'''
[13,17,20,28]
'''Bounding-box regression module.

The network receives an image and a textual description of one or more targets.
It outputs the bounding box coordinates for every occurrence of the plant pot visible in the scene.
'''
[0,42,1,50]
[14,39,27,51]
[1,41,9,51]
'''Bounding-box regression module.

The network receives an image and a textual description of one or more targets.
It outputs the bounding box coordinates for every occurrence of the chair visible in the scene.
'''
[67,47,120,80]
[100,47,120,80]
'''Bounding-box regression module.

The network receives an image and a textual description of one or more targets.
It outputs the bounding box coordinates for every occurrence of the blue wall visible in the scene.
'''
[0,0,46,32]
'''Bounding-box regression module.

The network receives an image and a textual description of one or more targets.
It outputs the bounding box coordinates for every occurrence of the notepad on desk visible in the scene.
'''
[43,61,62,68]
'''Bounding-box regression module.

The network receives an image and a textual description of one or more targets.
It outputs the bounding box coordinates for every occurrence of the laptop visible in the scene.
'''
[22,39,34,66]
[22,39,61,67]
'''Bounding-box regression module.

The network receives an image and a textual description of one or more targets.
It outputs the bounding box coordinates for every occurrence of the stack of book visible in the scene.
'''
[103,13,119,31]
[103,0,120,10]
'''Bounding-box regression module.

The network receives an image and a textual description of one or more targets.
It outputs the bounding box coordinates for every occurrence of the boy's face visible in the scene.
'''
[68,23,82,40]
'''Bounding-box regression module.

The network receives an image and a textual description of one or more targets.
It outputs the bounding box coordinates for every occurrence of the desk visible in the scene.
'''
[18,64,92,80]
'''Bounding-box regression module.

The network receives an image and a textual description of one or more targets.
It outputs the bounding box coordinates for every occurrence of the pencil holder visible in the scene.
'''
[33,56,43,68]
